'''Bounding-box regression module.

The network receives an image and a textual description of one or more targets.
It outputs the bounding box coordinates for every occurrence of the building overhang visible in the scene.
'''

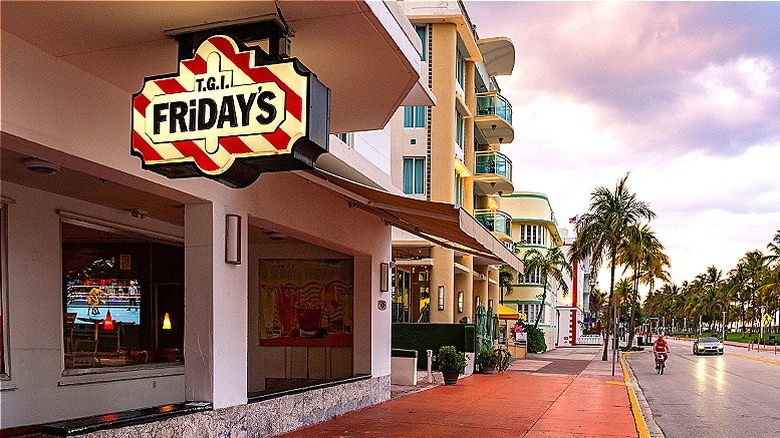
[477,37,515,77]
[1,0,429,134]
[403,1,482,61]
[305,170,523,272]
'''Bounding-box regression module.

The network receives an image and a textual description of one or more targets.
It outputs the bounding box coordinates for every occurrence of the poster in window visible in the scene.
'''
[259,260,353,346]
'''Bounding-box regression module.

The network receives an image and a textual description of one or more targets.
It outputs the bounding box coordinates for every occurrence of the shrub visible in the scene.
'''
[437,345,466,373]
[476,347,498,368]
[526,326,547,353]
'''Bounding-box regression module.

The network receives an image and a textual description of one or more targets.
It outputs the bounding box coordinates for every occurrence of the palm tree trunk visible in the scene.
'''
[533,283,547,329]
[627,269,639,348]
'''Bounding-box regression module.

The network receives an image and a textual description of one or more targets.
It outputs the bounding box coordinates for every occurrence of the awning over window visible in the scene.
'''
[307,170,523,272]
[498,304,521,320]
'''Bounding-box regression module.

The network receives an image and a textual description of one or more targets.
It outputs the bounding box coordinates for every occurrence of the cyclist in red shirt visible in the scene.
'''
[653,334,670,369]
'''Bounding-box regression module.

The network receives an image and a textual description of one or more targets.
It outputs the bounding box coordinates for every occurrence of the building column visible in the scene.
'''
[429,23,457,204]
[454,255,473,322]
[488,268,500,311]
[184,203,248,408]
[463,60,476,214]
[474,265,489,311]
[430,245,455,323]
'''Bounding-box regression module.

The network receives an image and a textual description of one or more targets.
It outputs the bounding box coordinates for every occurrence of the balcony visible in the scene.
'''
[475,209,513,244]
[474,151,513,195]
[475,92,514,144]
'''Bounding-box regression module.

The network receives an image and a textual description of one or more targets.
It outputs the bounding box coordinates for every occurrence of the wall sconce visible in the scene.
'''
[488,299,494,310]
[162,312,172,330]
[225,214,241,265]
[437,286,445,311]
[380,262,390,292]
[458,291,464,313]
[475,296,481,309]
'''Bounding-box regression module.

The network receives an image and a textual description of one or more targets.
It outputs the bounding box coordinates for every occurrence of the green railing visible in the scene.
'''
[475,151,512,180]
[475,209,512,238]
[476,92,513,125]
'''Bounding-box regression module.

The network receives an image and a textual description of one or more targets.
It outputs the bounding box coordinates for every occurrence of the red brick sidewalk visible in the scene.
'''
[284,348,638,437]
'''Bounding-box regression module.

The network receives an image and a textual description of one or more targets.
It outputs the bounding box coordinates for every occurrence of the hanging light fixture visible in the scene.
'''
[162,312,172,330]
[103,310,115,331]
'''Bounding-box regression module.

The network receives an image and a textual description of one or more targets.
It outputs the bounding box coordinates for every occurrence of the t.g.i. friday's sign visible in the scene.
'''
[132,35,329,187]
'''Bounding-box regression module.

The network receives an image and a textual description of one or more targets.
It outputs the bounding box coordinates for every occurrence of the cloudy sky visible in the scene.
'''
[467,1,780,287]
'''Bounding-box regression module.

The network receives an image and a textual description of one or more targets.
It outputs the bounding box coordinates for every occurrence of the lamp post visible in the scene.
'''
[722,311,727,341]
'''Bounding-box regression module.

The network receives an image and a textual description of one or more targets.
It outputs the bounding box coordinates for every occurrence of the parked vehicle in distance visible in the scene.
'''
[693,337,724,355]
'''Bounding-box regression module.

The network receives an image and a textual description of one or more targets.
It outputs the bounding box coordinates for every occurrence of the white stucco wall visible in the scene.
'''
[0,27,394,428]
[0,182,187,427]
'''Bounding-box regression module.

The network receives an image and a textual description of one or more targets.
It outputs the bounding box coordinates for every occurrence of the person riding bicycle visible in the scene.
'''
[653,334,670,369]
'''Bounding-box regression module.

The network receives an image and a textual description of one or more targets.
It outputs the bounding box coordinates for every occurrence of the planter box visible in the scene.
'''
[391,356,417,386]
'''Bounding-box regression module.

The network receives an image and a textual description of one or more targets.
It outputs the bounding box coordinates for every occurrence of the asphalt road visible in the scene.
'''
[625,338,780,438]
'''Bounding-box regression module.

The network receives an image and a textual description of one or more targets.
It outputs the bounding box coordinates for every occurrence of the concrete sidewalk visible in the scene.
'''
[284,347,640,437]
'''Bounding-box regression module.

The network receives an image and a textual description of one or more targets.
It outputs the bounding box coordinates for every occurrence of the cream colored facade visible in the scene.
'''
[389,1,519,324]
[501,192,564,351]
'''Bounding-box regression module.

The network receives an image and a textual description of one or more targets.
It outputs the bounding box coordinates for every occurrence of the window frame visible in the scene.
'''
[455,110,464,151]
[59,211,185,374]
[455,47,465,89]
[520,266,542,285]
[454,171,464,207]
[520,224,547,246]
[0,201,9,379]
[403,106,426,128]
[402,157,426,195]
[416,25,427,61]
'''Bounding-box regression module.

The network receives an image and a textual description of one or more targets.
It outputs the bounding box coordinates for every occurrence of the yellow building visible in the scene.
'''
[389,0,522,324]
[501,192,564,351]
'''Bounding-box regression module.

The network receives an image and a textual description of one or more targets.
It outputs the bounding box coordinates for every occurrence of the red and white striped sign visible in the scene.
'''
[132,35,309,175]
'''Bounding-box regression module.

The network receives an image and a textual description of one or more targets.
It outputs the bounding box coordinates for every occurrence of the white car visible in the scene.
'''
[693,337,724,355]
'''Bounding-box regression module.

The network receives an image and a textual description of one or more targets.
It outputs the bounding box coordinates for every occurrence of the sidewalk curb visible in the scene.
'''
[621,351,665,438]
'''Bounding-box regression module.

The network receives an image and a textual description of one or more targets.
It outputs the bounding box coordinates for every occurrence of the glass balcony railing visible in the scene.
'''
[476,92,512,125]
[475,209,512,239]
[475,151,512,180]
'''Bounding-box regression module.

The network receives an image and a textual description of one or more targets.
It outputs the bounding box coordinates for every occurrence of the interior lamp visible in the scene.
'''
[162,313,172,330]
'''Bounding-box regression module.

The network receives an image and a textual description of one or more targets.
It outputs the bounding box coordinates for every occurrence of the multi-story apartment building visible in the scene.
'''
[501,192,564,351]
[556,231,595,346]
[389,0,522,325]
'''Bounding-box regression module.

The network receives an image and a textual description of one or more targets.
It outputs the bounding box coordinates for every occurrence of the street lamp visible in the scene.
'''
[722,311,727,341]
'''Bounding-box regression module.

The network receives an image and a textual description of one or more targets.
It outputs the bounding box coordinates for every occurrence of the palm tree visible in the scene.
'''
[766,230,780,267]
[570,174,655,360]
[617,223,668,348]
[589,288,607,322]
[521,247,572,329]
[693,266,724,333]
[499,269,514,304]
[731,250,767,331]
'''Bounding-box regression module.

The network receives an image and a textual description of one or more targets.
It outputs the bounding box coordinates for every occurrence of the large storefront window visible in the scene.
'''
[62,221,184,370]
[1,203,8,377]
[255,259,354,395]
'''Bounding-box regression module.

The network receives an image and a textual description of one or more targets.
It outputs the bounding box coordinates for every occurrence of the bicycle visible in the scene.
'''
[655,353,667,375]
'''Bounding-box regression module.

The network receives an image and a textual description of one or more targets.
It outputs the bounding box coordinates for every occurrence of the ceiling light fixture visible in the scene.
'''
[22,157,60,175]
[268,231,287,240]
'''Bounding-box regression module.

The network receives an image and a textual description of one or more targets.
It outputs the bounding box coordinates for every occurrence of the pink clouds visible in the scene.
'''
[465,1,780,283]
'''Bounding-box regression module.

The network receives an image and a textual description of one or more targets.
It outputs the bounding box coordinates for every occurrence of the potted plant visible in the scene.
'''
[437,345,466,385]
[476,347,498,374]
